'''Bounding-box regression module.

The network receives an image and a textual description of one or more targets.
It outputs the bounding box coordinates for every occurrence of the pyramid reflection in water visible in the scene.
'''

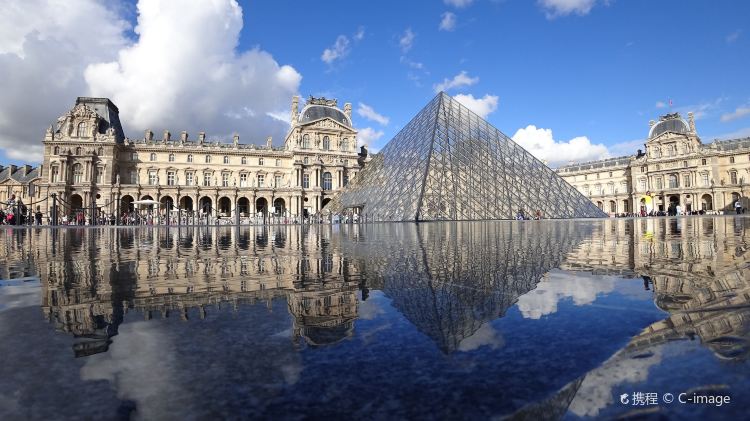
[329,92,606,221]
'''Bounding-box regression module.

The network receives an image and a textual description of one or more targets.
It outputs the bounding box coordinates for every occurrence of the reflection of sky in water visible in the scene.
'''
[0,217,748,419]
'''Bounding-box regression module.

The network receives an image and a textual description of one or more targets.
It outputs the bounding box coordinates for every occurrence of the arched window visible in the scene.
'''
[323,136,330,151]
[669,174,678,188]
[730,170,738,184]
[72,163,83,184]
[96,167,103,184]
[241,157,247,165]
[76,122,87,137]
[53,146,59,155]
[168,153,175,162]
[187,154,193,163]
[97,147,103,156]
[341,139,349,151]
[302,134,310,149]
[303,157,308,164]
[76,147,81,155]
[275,159,281,167]
[322,172,332,190]
[205,155,211,163]
[150,152,156,161]
[259,157,264,166]
[223,155,229,164]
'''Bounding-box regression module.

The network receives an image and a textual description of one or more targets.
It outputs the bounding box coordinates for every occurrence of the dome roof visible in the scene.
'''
[649,113,689,138]
[299,104,351,127]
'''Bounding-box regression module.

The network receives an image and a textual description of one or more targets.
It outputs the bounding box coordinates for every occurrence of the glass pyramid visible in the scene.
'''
[328,92,607,221]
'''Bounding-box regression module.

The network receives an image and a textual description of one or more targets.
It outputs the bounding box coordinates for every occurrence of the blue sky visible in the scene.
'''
[1,0,749,166]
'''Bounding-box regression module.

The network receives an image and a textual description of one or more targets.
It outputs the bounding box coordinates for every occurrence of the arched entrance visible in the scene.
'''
[179,196,193,212]
[731,192,742,213]
[218,197,231,215]
[273,198,286,215]
[701,194,713,211]
[121,195,134,213]
[70,194,83,210]
[160,195,174,211]
[199,196,212,214]
[237,197,250,215]
[140,194,155,211]
[256,197,268,216]
[596,201,603,210]
[69,194,84,225]
[668,195,680,215]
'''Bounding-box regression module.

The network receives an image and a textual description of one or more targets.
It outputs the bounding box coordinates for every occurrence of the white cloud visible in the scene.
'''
[655,101,666,109]
[453,93,499,118]
[726,29,742,43]
[439,12,457,31]
[358,127,385,148]
[444,0,474,8]
[399,28,415,53]
[511,124,611,167]
[433,70,479,93]
[720,105,750,122]
[457,322,504,352]
[84,0,302,148]
[354,26,366,41]
[538,0,598,18]
[0,0,130,162]
[321,35,350,64]
[357,103,389,126]
[515,270,617,319]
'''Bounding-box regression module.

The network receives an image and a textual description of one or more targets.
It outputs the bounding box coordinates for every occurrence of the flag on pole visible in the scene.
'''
[669,98,673,107]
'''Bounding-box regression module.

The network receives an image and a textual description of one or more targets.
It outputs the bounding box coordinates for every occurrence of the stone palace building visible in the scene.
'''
[557,112,750,215]
[3,95,366,220]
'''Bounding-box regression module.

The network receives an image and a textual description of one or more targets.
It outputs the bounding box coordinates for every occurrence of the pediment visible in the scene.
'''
[298,117,356,133]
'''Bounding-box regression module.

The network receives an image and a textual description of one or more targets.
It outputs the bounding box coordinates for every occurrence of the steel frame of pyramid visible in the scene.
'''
[328,92,607,221]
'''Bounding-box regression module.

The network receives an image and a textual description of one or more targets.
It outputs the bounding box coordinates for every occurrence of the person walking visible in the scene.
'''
[735,199,742,215]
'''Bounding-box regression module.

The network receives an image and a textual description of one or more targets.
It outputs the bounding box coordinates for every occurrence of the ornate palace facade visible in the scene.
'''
[33,96,365,219]
[557,112,750,215]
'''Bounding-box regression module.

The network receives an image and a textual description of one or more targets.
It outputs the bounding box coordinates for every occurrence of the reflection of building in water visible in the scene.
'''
[9,226,362,357]
[347,221,593,352]
[562,217,750,361]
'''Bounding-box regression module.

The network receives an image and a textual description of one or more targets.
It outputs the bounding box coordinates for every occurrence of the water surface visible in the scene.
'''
[0,217,749,420]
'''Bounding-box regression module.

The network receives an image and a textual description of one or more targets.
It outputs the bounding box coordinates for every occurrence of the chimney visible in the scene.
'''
[344,102,352,120]
[163,130,171,142]
[233,134,240,146]
[198,131,206,144]
[145,129,154,141]
[180,131,188,142]
[23,165,32,176]
[291,95,299,123]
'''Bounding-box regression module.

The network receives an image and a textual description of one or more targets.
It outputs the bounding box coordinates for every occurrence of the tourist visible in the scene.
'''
[35,206,43,225]
[736,199,742,215]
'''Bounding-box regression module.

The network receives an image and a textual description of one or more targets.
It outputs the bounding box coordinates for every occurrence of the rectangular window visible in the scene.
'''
[683,161,688,168]
[275,175,282,187]
[96,168,103,184]
[302,173,310,188]
[683,175,691,187]
[148,171,157,185]
[240,173,247,187]
[203,173,211,186]
[131,152,138,161]
[186,172,194,186]
[641,166,646,173]
[656,178,662,189]
[343,174,349,186]
[702,158,707,165]
[51,167,59,183]
[167,171,175,186]
[669,176,678,188]
[257,174,265,187]
[222,173,229,187]
[639,179,646,191]
[730,156,735,164]
[731,172,738,184]
[702,173,709,186]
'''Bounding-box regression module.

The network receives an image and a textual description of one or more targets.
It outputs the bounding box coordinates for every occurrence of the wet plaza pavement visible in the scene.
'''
[0,217,749,420]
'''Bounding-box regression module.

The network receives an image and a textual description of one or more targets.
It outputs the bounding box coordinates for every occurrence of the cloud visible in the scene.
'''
[444,0,474,8]
[84,0,301,148]
[515,270,617,319]
[720,105,750,122]
[511,124,610,167]
[457,322,504,352]
[538,0,598,18]
[399,28,415,53]
[655,101,666,109]
[357,103,389,126]
[454,93,499,118]
[358,127,385,149]
[674,96,726,121]
[439,12,457,31]
[726,29,742,43]
[433,70,479,93]
[354,26,366,41]
[321,35,351,64]
[0,0,130,162]
[400,56,425,70]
